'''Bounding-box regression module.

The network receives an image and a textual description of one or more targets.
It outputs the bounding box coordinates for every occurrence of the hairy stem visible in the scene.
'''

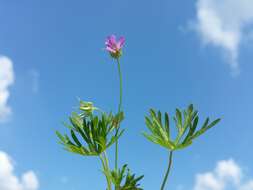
[160,151,173,190]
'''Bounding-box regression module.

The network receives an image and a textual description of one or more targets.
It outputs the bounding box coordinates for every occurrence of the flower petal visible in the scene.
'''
[117,37,125,49]
[106,46,116,53]
[106,35,116,45]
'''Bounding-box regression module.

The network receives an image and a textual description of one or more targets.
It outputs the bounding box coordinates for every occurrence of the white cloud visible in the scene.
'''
[0,56,14,122]
[193,159,253,190]
[215,159,242,184]
[195,172,224,190]
[0,151,39,190]
[193,0,253,73]
[240,181,253,190]
[21,172,39,190]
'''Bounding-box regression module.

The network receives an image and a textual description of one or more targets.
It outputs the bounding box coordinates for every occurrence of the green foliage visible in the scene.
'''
[143,104,221,151]
[56,110,125,156]
[109,165,144,190]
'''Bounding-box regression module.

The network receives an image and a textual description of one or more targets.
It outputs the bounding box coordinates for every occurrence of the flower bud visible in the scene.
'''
[79,101,97,116]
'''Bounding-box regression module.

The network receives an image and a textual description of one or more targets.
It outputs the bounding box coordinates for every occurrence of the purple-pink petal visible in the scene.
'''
[116,37,125,50]
[107,35,116,45]
[118,37,125,48]
[106,46,116,53]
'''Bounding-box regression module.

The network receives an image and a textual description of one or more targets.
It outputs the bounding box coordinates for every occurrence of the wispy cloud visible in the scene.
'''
[193,159,253,190]
[0,56,14,122]
[192,0,253,74]
[0,151,39,190]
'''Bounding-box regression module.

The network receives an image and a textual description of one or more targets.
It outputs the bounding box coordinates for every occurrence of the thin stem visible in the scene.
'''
[99,153,112,190]
[160,151,173,190]
[104,152,110,172]
[117,59,123,114]
[115,58,123,171]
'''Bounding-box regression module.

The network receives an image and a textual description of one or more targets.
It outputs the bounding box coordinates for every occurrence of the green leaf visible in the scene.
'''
[76,126,90,144]
[176,108,182,128]
[208,118,221,129]
[71,130,82,147]
[142,133,165,147]
[149,109,157,118]
[190,118,220,140]
[58,110,124,156]
[175,140,192,150]
[56,131,66,143]
[65,144,85,155]
[164,112,170,138]
[157,111,162,125]
[188,104,194,114]
[143,105,221,152]
[142,132,174,150]
[152,119,169,142]
[183,116,199,144]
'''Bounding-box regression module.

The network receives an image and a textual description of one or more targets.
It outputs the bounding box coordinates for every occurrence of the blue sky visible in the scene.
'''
[0,0,253,190]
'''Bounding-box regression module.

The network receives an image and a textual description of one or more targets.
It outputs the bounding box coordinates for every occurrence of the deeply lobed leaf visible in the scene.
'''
[56,110,125,156]
[143,104,221,151]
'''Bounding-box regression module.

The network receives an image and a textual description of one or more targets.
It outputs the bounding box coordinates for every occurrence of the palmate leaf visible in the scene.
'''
[109,165,144,190]
[143,104,221,151]
[56,109,125,157]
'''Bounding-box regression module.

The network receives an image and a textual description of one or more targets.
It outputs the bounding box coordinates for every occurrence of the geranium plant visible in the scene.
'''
[56,35,220,190]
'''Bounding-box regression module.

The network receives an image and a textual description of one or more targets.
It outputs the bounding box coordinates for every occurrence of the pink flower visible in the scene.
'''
[105,35,125,59]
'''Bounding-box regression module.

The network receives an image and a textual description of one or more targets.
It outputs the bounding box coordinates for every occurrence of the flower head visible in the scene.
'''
[105,35,125,59]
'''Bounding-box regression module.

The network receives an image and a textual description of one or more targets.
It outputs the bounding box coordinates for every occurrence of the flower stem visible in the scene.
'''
[115,58,123,171]
[160,151,173,190]
[100,152,112,190]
